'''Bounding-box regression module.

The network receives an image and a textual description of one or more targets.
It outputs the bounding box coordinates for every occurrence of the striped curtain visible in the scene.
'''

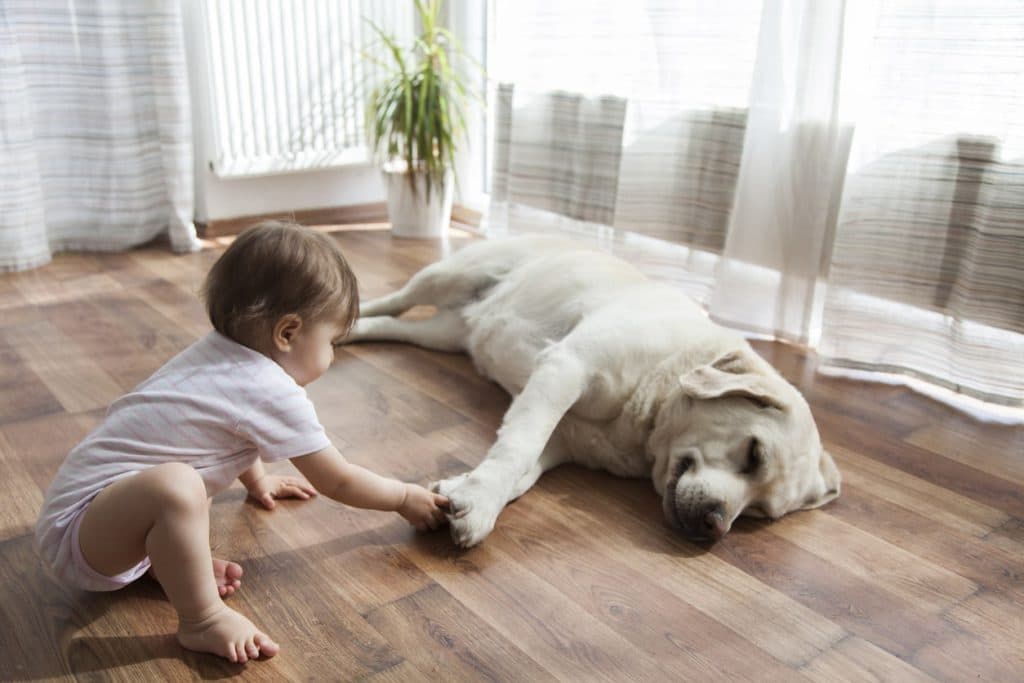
[486,0,1024,410]
[0,0,199,273]
[490,84,627,225]
[488,1,759,253]
[819,2,1024,405]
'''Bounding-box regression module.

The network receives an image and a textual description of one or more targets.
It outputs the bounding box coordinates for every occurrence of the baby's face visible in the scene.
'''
[277,316,348,386]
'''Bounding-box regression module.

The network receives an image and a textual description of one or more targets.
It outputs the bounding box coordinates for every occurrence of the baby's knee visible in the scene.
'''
[143,462,208,513]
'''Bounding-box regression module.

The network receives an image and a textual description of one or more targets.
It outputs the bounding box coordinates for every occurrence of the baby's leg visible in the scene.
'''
[148,498,241,599]
[77,462,279,663]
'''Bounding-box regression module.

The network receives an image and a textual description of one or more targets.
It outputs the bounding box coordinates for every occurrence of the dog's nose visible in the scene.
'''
[672,502,729,542]
[703,506,727,541]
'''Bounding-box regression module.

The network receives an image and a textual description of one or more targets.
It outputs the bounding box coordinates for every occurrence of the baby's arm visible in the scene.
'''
[239,459,317,510]
[291,445,448,531]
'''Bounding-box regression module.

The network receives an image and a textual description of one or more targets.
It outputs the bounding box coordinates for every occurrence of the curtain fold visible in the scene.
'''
[487,0,1024,411]
[0,0,199,273]
[710,0,851,343]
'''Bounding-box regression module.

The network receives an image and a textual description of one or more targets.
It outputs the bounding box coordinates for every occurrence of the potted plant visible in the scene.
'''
[365,0,477,238]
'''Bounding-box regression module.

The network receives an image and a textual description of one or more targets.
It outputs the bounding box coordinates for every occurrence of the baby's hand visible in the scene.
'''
[398,483,449,531]
[247,474,317,510]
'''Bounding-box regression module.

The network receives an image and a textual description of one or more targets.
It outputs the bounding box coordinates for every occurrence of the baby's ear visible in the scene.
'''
[272,314,303,350]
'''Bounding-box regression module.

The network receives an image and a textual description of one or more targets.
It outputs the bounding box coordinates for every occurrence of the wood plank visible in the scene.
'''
[0,409,102,492]
[906,420,1024,486]
[365,584,557,682]
[129,247,219,291]
[713,520,960,661]
[913,588,1024,681]
[827,483,1024,597]
[400,536,672,682]
[130,278,213,339]
[323,420,494,488]
[232,552,406,679]
[494,493,815,681]
[43,293,189,392]
[0,328,64,424]
[343,342,509,431]
[206,496,409,679]
[832,445,1009,537]
[530,469,847,667]
[0,533,80,680]
[312,348,471,446]
[0,268,27,312]
[986,516,1024,557]
[0,432,45,542]
[1,320,124,413]
[944,587,1024,646]
[8,253,120,306]
[816,411,1024,518]
[359,659,432,683]
[801,636,939,683]
[767,510,978,615]
[322,544,435,617]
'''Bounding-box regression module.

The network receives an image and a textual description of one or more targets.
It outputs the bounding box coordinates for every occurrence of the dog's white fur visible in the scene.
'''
[346,236,840,547]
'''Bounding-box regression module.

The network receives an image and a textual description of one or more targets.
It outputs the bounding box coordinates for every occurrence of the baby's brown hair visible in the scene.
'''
[202,220,359,347]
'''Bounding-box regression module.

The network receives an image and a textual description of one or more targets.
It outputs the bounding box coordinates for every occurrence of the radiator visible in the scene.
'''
[201,0,412,177]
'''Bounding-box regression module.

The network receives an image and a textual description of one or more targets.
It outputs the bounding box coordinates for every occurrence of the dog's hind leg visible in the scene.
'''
[359,260,496,318]
[343,309,468,352]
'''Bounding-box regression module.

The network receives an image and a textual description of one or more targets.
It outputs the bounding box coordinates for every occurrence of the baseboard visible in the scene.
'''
[197,201,483,238]
[196,202,388,238]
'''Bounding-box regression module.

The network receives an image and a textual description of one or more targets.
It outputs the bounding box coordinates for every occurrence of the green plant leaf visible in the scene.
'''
[364,0,483,198]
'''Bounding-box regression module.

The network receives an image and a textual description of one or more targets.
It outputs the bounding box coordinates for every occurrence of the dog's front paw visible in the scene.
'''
[433,474,502,548]
[430,473,469,498]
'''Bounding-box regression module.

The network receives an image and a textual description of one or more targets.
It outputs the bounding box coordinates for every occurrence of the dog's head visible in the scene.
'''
[648,347,839,543]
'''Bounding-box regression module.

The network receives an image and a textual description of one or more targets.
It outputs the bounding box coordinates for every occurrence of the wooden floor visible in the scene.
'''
[1,226,1022,681]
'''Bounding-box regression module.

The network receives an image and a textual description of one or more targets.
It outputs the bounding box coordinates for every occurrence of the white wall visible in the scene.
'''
[180,0,384,223]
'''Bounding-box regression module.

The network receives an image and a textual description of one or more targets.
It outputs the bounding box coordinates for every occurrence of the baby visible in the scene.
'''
[35,221,448,663]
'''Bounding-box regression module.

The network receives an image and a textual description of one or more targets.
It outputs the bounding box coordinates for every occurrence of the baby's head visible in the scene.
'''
[202,220,359,385]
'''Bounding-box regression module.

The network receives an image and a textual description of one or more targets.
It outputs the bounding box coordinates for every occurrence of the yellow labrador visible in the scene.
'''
[346,236,840,547]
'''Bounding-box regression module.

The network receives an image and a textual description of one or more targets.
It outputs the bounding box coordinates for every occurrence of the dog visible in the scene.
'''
[345,235,840,547]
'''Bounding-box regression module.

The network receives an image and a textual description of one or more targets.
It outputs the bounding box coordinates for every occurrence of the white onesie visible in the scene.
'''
[35,331,331,591]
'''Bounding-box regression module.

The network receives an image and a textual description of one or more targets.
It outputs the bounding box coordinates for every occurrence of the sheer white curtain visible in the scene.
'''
[818,1,1024,406]
[0,0,200,273]
[485,0,1024,411]
[710,0,851,343]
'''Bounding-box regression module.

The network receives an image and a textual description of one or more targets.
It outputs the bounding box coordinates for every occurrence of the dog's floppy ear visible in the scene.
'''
[800,449,841,510]
[678,349,788,410]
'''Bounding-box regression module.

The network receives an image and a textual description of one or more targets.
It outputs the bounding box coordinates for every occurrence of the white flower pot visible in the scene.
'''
[383,164,454,239]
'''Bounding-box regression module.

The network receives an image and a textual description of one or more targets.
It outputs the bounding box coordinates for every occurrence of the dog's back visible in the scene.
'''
[456,238,714,414]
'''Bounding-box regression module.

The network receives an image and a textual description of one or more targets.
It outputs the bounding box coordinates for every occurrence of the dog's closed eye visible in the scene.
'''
[741,438,763,475]
[672,454,696,479]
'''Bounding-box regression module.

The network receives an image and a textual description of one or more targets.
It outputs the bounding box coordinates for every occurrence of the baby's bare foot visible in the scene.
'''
[177,604,279,663]
[213,558,243,597]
